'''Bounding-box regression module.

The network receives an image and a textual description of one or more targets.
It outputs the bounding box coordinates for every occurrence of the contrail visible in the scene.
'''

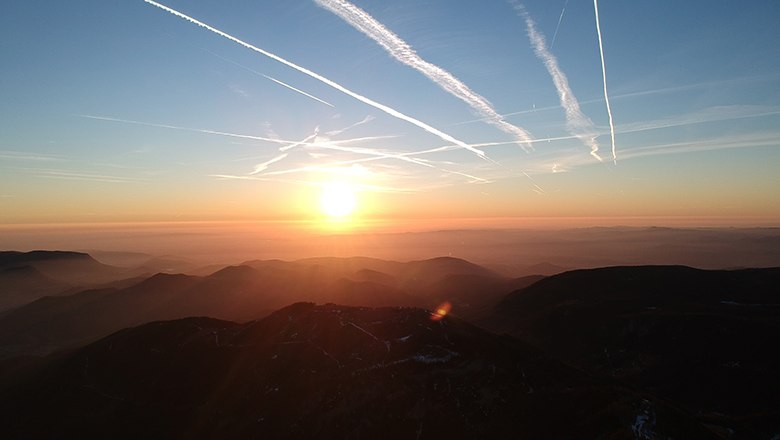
[259,137,492,183]
[279,130,320,152]
[261,74,335,107]
[326,115,374,136]
[80,114,396,148]
[203,48,335,107]
[514,3,602,161]
[249,153,288,174]
[80,114,298,146]
[314,0,534,151]
[142,0,490,161]
[594,0,616,162]
[550,0,569,49]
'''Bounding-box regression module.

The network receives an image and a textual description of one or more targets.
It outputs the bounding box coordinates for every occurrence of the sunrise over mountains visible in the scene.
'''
[1,1,779,438]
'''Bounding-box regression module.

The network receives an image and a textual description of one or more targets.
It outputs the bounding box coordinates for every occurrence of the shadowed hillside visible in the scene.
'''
[484,266,780,439]
[0,303,720,439]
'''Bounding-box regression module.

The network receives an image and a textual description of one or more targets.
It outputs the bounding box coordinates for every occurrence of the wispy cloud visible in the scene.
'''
[228,84,250,99]
[593,0,616,162]
[513,2,601,161]
[315,0,534,151]
[28,169,142,184]
[143,0,489,161]
[615,105,780,136]
[0,151,68,162]
[620,131,780,160]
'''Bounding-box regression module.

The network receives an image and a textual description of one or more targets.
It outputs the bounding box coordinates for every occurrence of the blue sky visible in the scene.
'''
[1,0,779,225]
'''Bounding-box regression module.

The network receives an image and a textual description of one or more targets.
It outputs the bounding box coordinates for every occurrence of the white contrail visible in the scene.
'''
[80,114,299,145]
[279,130,320,152]
[594,0,616,162]
[142,0,489,161]
[314,0,534,151]
[204,48,335,107]
[514,3,602,161]
[80,114,395,148]
[249,153,288,174]
[261,74,335,107]
[550,0,569,49]
[326,115,374,136]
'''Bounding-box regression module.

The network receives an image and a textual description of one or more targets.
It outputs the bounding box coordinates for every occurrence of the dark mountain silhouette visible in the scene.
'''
[485,265,780,439]
[0,250,126,285]
[0,257,523,357]
[0,303,720,439]
[488,261,571,278]
[0,265,70,312]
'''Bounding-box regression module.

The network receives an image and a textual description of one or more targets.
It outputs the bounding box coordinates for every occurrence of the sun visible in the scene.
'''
[320,181,357,218]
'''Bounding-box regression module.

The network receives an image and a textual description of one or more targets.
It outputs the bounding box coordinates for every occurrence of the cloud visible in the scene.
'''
[315,0,534,151]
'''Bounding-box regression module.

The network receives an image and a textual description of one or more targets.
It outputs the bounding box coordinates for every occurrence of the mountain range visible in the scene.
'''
[0,250,778,438]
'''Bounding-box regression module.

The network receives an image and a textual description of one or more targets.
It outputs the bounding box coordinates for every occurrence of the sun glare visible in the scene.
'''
[320,182,357,218]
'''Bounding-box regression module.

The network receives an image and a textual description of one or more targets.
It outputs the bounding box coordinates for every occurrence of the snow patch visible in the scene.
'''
[631,400,657,440]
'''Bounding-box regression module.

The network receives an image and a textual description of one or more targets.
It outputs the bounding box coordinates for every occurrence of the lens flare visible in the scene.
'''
[430,301,452,321]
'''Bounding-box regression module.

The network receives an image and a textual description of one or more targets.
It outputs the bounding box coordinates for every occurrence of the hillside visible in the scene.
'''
[485,265,780,439]
[0,303,719,439]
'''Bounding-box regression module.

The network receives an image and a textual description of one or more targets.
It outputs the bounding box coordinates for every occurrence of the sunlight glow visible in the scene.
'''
[320,181,357,218]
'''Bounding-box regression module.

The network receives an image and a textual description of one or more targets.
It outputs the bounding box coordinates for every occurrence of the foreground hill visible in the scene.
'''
[0,256,533,357]
[485,265,780,439]
[0,303,719,439]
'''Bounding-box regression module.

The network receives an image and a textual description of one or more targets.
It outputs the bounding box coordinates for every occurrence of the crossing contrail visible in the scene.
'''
[79,114,394,149]
[514,3,602,160]
[142,0,490,161]
[249,153,288,174]
[314,0,534,151]
[279,130,321,152]
[593,0,617,162]
[326,115,374,136]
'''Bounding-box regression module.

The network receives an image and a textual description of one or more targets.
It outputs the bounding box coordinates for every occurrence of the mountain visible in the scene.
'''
[0,250,127,285]
[0,257,523,357]
[0,303,720,439]
[487,262,571,278]
[485,265,780,439]
[0,265,69,312]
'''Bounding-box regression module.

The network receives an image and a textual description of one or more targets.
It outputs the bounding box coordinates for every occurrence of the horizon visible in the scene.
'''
[3,222,779,271]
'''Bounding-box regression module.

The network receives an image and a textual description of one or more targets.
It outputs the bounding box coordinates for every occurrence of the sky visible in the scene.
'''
[2,0,780,230]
